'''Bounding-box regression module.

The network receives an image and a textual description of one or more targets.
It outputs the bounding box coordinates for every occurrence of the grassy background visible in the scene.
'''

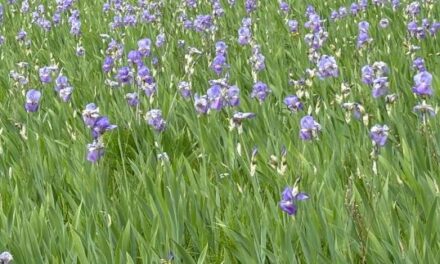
[0,0,439,263]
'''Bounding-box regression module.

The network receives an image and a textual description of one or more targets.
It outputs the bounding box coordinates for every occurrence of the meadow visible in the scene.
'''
[0,0,439,263]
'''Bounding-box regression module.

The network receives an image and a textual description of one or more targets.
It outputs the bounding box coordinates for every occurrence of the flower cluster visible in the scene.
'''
[82,103,117,163]
[238,17,252,45]
[211,41,228,76]
[54,75,74,102]
[304,6,328,57]
[250,44,265,73]
[361,61,390,98]
[357,21,372,48]
[410,56,436,118]
[316,55,339,79]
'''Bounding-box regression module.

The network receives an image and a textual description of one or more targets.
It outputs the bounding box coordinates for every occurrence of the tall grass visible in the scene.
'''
[0,0,439,263]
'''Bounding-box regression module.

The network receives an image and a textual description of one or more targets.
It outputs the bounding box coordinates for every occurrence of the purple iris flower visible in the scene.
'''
[156,33,166,47]
[111,15,123,29]
[338,7,347,18]
[125,92,139,107]
[250,46,265,72]
[422,19,430,29]
[238,26,252,45]
[317,55,339,79]
[245,0,257,13]
[140,76,157,97]
[242,18,252,27]
[279,2,290,13]
[370,124,389,147]
[152,57,159,66]
[25,89,41,112]
[361,65,374,85]
[406,1,420,17]
[284,95,303,112]
[304,14,323,33]
[181,18,193,29]
[330,10,339,22]
[102,3,110,12]
[407,21,418,36]
[128,50,143,65]
[279,186,309,216]
[39,67,55,84]
[305,5,316,17]
[251,81,271,102]
[91,116,117,139]
[211,54,227,76]
[412,57,426,72]
[58,86,73,102]
[350,3,359,15]
[193,15,213,32]
[146,109,166,132]
[178,81,192,99]
[138,38,151,57]
[116,66,132,85]
[372,61,389,76]
[55,75,74,102]
[82,103,100,127]
[136,66,155,95]
[16,29,27,42]
[357,21,372,47]
[226,85,240,107]
[186,0,197,8]
[215,41,228,55]
[372,77,389,98]
[299,115,321,141]
[304,31,328,50]
[124,15,137,26]
[213,2,225,17]
[137,65,151,80]
[412,71,433,96]
[207,84,224,110]
[429,22,440,36]
[102,56,114,73]
[194,94,209,114]
[87,141,105,163]
[69,20,81,36]
[54,76,68,92]
[287,20,298,33]
[359,21,369,32]
[392,0,400,10]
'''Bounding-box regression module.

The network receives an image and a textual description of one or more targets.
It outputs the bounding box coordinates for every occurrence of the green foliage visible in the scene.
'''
[0,0,439,263]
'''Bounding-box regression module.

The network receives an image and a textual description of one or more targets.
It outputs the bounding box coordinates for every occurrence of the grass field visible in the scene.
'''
[0,0,439,263]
